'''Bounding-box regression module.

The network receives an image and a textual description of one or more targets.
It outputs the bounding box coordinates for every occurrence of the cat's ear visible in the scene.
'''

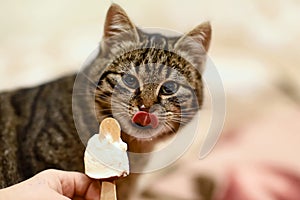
[103,3,139,42]
[175,22,211,70]
[176,22,211,52]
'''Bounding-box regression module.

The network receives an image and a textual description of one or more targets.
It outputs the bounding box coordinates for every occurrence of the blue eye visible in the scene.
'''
[160,81,179,95]
[122,74,139,89]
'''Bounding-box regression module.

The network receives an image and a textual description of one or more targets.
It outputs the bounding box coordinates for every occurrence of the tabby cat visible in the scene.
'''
[0,3,211,199]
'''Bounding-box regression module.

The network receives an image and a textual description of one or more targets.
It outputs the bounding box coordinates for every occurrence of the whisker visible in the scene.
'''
[95,95,128,106]
[96,108,129,114]
[180,108,199,112]
[164,122,177,134]
[112,112,130,117]
[170,119,189,125]
[72,93,95,97]
[81,72,102,90]
[97,105,130,112]
[177,114,197,118]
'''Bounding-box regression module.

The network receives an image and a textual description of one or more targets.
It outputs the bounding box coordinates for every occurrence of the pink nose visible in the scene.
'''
[132,111,159,128]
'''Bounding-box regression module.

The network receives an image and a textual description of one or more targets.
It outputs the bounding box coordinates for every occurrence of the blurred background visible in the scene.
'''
[1,0,300,199]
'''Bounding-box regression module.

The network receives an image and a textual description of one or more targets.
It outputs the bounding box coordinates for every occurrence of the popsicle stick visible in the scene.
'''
[100,181,117,200]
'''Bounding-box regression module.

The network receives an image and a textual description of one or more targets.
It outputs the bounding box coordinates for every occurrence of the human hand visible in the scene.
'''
[0,169,101,200]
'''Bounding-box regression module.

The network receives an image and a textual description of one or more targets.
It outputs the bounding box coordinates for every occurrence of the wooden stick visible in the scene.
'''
[100,181,117,200]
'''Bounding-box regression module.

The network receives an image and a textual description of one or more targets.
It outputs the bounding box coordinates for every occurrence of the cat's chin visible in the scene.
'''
[120,123,179,153]
[122,122,166,140]
[115,115,179,142]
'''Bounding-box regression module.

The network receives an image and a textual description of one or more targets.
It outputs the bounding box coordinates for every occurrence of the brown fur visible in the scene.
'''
[0,4,211,199]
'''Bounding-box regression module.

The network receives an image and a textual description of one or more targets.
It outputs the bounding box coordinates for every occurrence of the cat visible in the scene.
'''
[0,3,211,199]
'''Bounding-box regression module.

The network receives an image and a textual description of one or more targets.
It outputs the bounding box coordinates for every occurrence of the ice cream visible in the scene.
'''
[84,118,129,179]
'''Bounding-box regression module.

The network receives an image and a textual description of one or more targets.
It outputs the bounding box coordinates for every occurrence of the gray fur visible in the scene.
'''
[0,3,211,199]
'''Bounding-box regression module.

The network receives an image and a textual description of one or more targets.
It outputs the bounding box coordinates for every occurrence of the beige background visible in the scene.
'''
[1,0,299,93]
[1,0,300,199]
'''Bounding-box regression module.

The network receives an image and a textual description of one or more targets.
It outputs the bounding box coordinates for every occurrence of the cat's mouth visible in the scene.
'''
[131,111,159,129]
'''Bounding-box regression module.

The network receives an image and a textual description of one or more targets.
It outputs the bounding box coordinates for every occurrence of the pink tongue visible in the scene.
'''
[132,111,159,128]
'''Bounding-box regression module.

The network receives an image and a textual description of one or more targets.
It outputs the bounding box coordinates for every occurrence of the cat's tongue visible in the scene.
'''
[132,111,159,129]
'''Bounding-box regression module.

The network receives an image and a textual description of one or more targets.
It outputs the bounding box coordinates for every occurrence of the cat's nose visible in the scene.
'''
[139,104,149,112]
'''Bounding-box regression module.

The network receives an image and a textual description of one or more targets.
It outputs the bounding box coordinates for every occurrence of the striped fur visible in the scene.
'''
[0,3,211,199]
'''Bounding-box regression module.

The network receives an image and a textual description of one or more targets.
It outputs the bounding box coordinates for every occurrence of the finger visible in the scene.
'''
[47,190,72,200]
[83,179,101,200]
[73,196,85,200]
[53,170,101,199]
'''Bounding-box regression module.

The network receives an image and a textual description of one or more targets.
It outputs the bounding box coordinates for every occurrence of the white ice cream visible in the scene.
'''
[84,134,130,179]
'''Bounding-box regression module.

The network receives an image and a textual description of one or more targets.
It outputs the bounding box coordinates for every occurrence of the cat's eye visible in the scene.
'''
[160,81,179,95]
[122,74,139,89]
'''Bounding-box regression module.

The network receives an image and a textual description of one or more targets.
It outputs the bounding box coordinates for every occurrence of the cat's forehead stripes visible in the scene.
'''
[106,48,201,85]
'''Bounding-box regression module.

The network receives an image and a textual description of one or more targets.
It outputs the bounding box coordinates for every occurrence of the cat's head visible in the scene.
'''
[92,4,211,141]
